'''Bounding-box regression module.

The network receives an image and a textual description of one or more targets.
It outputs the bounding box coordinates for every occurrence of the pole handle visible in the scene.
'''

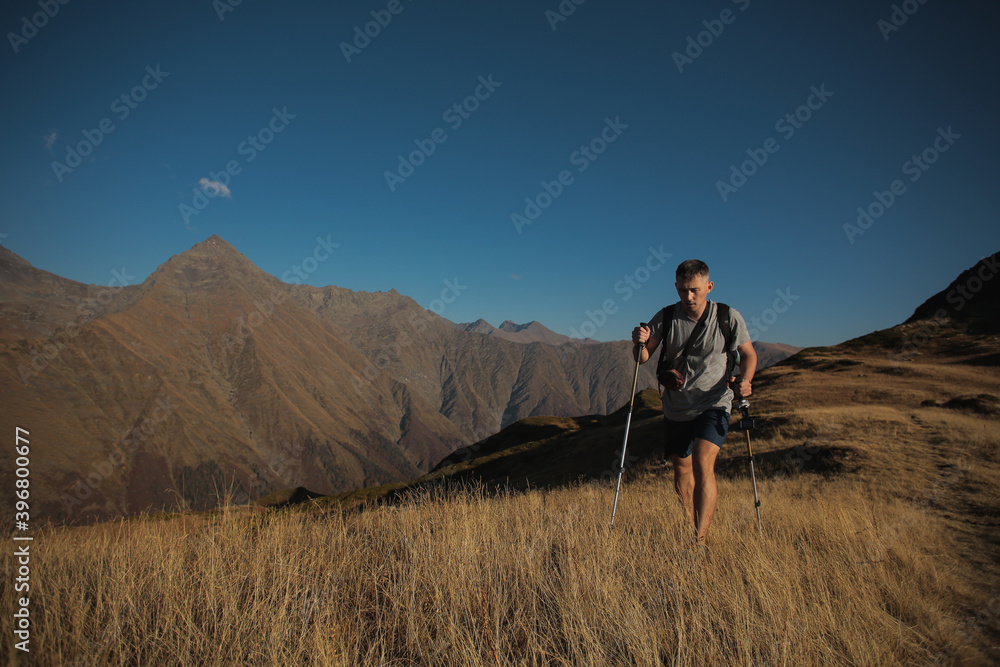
[635,322,648,349]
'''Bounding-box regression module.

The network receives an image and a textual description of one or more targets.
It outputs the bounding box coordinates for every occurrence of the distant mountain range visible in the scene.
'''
[454,319,593,346]
[455,317,802,367]
[0,236,800,523]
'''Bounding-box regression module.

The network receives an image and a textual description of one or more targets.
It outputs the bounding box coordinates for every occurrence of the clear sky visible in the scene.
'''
[2,0,998,347]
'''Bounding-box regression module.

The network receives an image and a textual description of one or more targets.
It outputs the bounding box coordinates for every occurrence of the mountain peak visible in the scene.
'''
[184,235,244,260]
[498,320,542,333]
[170,236,254,269]
[459,319,496,335]
[140,235,272,296]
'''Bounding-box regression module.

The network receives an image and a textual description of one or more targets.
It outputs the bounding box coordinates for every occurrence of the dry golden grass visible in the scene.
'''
[2,469,997,666]
[4,345,999,665]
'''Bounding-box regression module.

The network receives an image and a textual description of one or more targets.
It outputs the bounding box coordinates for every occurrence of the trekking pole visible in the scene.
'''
[737,398,763,532]
[611,323,647,528]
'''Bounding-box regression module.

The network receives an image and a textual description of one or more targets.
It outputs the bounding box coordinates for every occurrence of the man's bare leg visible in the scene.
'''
[671,439,722,544]
[671,454,696,539]
[691,438,721,545]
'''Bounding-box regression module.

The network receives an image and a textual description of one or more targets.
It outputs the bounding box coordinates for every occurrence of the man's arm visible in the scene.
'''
[735,341,757,397]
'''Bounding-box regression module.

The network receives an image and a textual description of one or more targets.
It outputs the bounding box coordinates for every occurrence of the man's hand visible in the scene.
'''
[731,376,752,398]
[632,324,650,348]
[631,324,653,364]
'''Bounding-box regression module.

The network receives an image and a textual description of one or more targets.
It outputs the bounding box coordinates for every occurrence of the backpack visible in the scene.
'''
[655,302,738,391]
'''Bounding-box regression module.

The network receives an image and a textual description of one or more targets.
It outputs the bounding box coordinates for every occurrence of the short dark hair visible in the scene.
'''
[676,259,709,282]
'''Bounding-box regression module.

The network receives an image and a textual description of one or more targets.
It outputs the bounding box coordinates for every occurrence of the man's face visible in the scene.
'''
[675,274,714,316]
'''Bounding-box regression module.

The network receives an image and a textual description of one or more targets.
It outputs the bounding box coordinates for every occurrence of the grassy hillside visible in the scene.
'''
[3,321,999,665]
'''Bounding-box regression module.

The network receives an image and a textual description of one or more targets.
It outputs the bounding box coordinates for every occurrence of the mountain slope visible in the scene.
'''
[0,245,133,343]
[0,237,660,522]
[1,237,469,522]
[906,250,999,332]
[753,341,802,369]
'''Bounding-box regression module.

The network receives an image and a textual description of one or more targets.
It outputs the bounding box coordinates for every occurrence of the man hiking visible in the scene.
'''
[632,259,757,547]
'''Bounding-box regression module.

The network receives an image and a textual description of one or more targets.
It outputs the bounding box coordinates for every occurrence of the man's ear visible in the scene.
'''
[707,280,715,293]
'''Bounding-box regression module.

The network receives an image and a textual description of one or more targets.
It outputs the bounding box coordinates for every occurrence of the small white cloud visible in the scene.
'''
[198,177,232,199]
[43,131,57,150]
[511,274,522,280]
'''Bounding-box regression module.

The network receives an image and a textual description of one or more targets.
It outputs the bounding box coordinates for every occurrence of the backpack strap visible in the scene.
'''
[655,304,675,384]
[716,303,738,378]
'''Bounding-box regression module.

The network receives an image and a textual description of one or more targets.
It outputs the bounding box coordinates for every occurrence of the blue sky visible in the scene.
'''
[1,0,998,347]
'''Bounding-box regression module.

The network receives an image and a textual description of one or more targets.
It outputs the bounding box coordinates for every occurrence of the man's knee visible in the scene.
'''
[672,454,693,476]
[691,440,720,477]
[692,456,715,474]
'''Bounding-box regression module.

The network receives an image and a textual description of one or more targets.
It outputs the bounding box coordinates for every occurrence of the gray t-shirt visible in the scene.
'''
[647,300,751,421]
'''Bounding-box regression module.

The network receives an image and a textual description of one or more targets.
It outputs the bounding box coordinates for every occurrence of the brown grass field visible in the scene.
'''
[3,333,1000,665]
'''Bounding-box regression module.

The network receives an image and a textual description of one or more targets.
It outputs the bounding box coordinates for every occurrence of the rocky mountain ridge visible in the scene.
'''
[0,237,653,522]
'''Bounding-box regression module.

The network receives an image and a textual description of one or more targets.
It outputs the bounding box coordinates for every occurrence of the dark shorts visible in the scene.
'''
[663,408,730,459]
